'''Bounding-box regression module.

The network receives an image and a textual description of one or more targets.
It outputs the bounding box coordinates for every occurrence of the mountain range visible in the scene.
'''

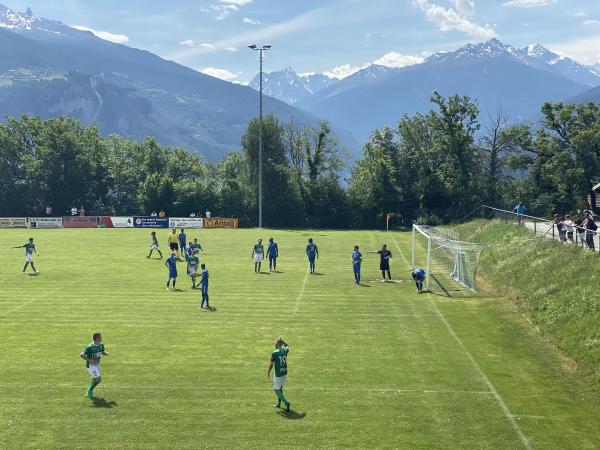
[253,39,600,142]
[0,4,332,160]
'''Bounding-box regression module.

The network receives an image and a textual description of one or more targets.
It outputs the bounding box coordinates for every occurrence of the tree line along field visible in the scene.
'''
[1,228,599,449]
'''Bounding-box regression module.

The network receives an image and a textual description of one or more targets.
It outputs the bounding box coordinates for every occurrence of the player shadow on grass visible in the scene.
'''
[90,397,117,408]
[28,272,40,276]
[277,410,306,420]
[311,272,324,276]
[201,306,217,312]
[357,283,372,287]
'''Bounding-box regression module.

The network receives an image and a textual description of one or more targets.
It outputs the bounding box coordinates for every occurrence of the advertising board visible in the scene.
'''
[0,217,27,228]
[133,217,169,228]
[168,217,204,228]
[63,216,99,228]
[203,218,239,229]
[107,217,134,228]
[28,217,63,228]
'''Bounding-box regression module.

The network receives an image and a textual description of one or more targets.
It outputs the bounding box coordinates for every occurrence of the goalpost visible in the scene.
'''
[411,224,485,292]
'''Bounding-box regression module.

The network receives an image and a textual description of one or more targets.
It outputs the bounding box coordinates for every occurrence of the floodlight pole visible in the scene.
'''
[248,44,271,228]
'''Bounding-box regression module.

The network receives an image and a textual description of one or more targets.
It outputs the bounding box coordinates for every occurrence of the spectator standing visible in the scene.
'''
[45,205,52,216]
[189,212,196,218]
[563,215,575,243]
[554,214,567,242]
[205,210,211,218]
[583,211,597,251]
[159,209,166,218]
[80,206,86,216]
[150,211,158,218]
[71,206,78,216]
[513,202,526,225]
[575,217,586,246]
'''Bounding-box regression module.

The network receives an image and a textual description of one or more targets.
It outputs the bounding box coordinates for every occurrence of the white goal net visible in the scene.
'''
[411,224,485,292]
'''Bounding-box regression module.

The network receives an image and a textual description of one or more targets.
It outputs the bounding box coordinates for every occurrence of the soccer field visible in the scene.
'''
[1,228,599,449]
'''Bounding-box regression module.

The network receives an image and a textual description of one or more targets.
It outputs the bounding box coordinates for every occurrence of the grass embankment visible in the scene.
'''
[459,220,600,389]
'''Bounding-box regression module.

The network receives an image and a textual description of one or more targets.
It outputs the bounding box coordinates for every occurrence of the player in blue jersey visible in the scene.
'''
[351,245,362,284]
[165,252,179,290]
[178,228,187,258]
[267,237,279,272]
[200,263,210,309]
[412,268,425,293]
[306,238,319,274]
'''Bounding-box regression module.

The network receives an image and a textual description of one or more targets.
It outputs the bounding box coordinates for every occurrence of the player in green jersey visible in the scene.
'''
[13,238,39,273]
[267,338,291,412]
[80,332,109,399]
[252,239,265,273]
[187,250,200,288]
[147,231,163,259]
[188,238,205,256]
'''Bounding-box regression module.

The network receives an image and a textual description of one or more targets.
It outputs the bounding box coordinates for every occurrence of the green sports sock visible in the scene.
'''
[277,389,288,405]
[89,380,99,391]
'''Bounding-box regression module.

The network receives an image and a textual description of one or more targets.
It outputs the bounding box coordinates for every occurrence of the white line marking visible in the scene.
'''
[390,235,532,450]
[0,383,493,395]
[0,276,88,316]
[292,270,310,316]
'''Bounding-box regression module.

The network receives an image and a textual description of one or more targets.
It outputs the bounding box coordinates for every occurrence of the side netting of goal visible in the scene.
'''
[411,224,485,292]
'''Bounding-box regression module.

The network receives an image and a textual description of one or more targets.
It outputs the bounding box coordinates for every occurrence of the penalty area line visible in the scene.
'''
[390,235,532,450]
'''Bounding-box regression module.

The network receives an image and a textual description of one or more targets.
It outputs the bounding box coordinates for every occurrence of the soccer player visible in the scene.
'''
[267,237,279,272]
[306,238,319,274]
[147,231,163,259]
[187,250,200,288]
[369,244,392,281]
[13,237,39,273]
[252,239,265,273]
[351,245,362,285]
[165,252,179,290]
[167,228,179,254]
[178,228,187,257]
[80,332,109,399]
[200,263,210,309]
[267,338,291,412]
[412,268,426,293]
[189,238,205,256]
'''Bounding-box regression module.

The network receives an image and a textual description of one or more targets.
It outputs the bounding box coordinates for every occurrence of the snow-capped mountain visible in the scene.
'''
[427,39,600,87]
[249,67,337,105]
[0,4,346,160]
[298,38,591,143]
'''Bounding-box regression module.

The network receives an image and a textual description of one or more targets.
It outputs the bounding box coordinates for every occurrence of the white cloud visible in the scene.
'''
[71,25,129,43]
[225,47,239,52]
[178,39,195,47]
[218,0,251,5]
[200,43,214,48]
[452,0,475,16]
[411,0,495,39]
[373,52,425,68]
[324,64,369,79]
[243,17,260,25]
[549,35,600,65]
[211,4,238,20]
[502,0,556,7]
[199,67,239,80]
[584,20,600,26]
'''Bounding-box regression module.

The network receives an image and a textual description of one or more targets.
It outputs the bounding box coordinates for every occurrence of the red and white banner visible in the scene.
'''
[102,217,134,228]
[63,216,99,228]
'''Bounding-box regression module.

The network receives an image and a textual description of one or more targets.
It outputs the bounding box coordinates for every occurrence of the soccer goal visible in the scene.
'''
[411,224,485,292]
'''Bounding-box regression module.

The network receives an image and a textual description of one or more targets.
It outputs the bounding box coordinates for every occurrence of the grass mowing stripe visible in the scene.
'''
[390,233,533,450]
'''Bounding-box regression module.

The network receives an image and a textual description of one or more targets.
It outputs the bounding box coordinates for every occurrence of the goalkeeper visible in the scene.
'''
[411,268,425,293]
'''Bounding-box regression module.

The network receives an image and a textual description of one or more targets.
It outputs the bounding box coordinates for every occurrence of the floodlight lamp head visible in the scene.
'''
[263,44,272,49]
[248,44,257,49]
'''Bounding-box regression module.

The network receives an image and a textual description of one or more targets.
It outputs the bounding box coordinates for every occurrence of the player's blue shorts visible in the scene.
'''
[308,254,316,261]
[353,263,361,273]
[201,283,208,294]
[169,270,177,278]
[269,255,277,260]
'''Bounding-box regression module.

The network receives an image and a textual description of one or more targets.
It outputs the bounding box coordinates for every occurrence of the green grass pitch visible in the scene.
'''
[1,228,599,449]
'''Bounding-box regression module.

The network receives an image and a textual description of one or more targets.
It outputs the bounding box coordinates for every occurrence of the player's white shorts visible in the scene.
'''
[151,244,159,250]
[25,254,33,262]
[87,365,101,378]
[188,266,198,276]
[254,254,264,263]
[273,374,287,390]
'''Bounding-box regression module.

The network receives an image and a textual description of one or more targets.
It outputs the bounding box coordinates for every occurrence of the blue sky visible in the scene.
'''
[5,0,600,81]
